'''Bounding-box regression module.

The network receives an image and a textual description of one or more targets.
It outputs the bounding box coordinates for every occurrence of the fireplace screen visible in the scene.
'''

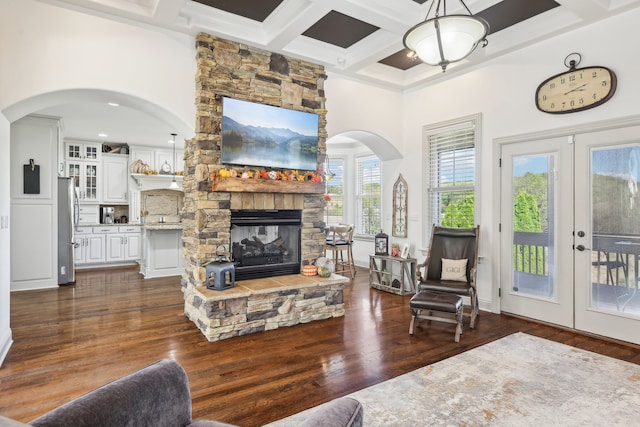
[230,210,301,281]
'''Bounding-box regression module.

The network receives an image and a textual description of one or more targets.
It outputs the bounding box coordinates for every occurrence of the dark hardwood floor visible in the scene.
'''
[2,266,639,426]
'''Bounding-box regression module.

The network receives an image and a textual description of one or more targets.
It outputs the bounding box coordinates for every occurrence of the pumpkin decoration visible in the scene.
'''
[302,264,317,276]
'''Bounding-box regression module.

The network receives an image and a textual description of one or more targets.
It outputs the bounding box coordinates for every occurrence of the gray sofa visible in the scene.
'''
[0,359,363,427]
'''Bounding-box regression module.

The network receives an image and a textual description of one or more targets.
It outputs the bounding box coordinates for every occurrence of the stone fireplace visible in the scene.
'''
[181,33,328,287]
[180,33,340,341]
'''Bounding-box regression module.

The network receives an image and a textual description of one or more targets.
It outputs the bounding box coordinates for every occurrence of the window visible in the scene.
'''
[423,115,479,234]
[325,158,344,224]
[356,155,382,236]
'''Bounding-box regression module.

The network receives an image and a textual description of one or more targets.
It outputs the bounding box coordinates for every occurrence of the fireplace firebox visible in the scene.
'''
[230,210,301,281]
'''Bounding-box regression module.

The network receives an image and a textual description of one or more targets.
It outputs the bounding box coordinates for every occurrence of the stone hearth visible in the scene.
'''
[184,274,348,342]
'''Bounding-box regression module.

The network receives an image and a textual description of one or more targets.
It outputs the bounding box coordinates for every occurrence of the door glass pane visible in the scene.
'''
[591,145,640,315]
[511,154,555,299]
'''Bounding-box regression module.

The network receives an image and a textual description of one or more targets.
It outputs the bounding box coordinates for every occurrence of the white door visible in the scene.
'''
[500,136,574,328]
[500,128,640,345]
[574,126,640,344]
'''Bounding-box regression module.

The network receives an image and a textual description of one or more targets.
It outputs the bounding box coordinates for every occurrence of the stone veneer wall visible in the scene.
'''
[182,33,328,289]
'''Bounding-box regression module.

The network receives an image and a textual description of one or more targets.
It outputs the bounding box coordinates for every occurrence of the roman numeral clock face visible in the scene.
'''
[535,66,617,114]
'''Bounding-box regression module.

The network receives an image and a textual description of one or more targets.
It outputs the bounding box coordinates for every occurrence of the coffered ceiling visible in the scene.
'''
[28,0,640,147]
[37,0,640,89]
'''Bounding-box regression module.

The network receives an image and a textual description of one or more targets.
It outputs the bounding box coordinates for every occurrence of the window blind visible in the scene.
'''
[356,155,381,235]
[425,121,476,228]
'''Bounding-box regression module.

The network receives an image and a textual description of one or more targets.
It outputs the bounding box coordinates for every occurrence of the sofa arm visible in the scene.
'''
[30,359,193,427]
[299,397,363,427]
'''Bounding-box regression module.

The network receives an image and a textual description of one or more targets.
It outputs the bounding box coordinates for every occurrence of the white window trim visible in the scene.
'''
[421,113,482,250]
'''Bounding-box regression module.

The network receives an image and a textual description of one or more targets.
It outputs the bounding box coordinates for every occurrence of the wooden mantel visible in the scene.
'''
[213,178,325,194]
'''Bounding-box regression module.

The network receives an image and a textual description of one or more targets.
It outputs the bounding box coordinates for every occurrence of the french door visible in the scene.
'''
[500,126,640,345]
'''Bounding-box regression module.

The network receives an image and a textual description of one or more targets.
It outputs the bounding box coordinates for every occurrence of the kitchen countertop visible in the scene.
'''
[78,223,141,227]
[142,223,183,230]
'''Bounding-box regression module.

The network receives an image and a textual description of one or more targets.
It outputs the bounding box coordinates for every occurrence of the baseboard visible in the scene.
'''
[0,327,13,367]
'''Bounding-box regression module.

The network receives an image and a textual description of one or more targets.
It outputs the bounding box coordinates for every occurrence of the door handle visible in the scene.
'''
[575,244,590,251]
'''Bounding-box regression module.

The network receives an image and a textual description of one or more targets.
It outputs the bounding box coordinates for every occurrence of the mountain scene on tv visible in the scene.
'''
[221,98,319,171]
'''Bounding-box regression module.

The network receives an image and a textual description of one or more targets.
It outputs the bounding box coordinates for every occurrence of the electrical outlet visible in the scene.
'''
[61,266,66,275]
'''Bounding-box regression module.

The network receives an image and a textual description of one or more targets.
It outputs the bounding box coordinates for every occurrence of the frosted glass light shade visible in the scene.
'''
[404,15,488,70]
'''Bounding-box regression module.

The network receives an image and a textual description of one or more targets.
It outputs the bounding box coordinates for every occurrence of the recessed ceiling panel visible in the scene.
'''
[302,10,379,49]
[379,49,422,71]
[477,0,560,35]
[192,0,284,22]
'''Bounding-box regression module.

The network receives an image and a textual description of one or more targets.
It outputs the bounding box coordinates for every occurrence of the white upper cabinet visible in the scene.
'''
[66,160,100,203]
[102,154,128,204]
[129,145,183,174]
[65,141,101,162]
[129,147,154,171]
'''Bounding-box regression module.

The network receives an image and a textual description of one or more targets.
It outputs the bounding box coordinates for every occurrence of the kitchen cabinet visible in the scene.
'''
[140,225,183,278]
[155,149,183,174]
[106,226,141,262]
[74,227,106,265]
[129,145,184,173]
[102,154,128,204]
[77,204,99,225]
[65,141,101,162]
[76,226,141,266]
[66,160,100,203]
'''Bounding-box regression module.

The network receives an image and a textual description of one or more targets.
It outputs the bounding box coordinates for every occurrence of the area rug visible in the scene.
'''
[268,333,640,426]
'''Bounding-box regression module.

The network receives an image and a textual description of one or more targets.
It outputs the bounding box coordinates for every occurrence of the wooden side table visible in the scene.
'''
[369,254,416,295]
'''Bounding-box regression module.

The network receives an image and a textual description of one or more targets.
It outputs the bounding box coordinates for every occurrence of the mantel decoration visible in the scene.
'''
[392,174,408,237]
[403,0,489,72]
[210,168,325,193]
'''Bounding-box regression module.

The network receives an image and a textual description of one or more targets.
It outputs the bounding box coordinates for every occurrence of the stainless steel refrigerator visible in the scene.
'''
[58,177,77,284]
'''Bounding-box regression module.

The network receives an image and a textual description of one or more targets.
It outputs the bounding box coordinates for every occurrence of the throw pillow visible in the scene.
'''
[441,258,468,282]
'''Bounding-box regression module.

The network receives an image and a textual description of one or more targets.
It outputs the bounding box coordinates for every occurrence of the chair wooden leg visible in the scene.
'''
[454,306,463,343]
[409,313,416,335]
[469,289,478,329]
[347,245,355,279]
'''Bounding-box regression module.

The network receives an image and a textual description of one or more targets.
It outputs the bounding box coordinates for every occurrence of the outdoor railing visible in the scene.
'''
[513,231,549,276]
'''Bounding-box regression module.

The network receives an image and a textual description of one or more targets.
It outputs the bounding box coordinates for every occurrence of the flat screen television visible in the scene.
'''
[221,97,319,171]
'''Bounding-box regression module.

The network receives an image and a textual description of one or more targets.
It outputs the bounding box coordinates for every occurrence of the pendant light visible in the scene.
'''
[324,154,335,181]
[403,0,489,72]
[169,133,180,189]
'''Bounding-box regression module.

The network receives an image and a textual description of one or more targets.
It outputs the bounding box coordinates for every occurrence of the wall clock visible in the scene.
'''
[535,53,616,114]
[160,161,172,174]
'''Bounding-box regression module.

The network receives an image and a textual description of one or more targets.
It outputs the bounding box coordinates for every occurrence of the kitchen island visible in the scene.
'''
[140,223,183,278]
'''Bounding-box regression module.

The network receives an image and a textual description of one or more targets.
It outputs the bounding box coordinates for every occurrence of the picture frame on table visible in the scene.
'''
[400,243,410,259]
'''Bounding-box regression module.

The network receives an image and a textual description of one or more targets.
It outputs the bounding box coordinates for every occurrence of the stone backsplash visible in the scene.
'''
[141,189,184,224]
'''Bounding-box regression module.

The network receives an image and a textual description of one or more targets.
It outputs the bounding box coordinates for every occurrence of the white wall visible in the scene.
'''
[0,0,195,134]
[0,113,12,366]
[326,9,640,311]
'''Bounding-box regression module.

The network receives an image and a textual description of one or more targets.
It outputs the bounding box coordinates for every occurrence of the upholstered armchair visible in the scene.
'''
[417,225,480,328]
